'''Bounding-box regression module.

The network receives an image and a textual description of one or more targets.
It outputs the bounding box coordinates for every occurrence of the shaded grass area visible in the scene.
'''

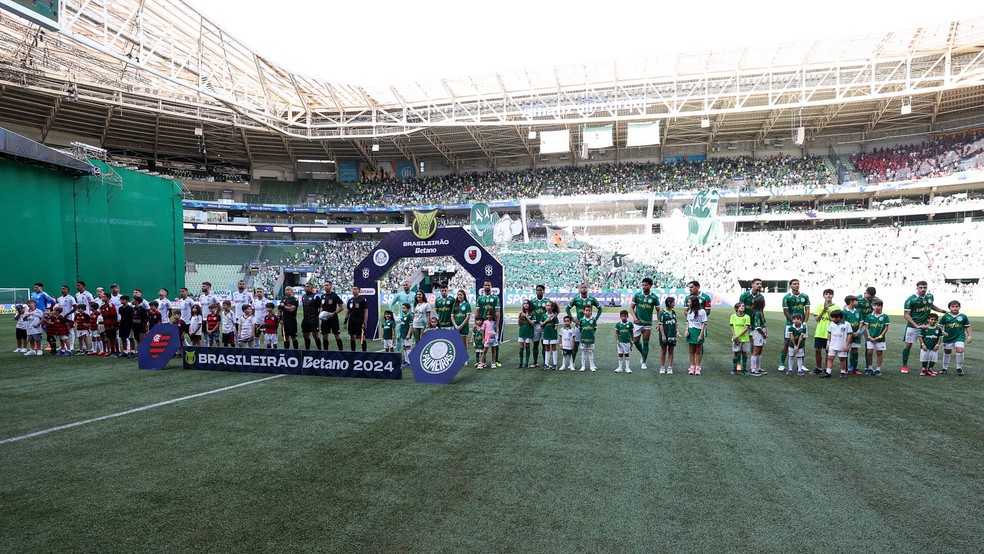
[1,311,981,552]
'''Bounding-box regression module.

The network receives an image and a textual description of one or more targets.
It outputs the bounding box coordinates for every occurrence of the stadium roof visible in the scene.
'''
[1,1,983,171]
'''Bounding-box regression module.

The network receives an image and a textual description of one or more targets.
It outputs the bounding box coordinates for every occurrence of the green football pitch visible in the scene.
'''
[1,309,981,552]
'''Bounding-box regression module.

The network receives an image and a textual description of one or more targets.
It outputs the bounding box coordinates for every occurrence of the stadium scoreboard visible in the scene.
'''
[1,0,60,31]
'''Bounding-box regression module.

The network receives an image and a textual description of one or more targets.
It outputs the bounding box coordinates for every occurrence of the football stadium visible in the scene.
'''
[1,1,983,551]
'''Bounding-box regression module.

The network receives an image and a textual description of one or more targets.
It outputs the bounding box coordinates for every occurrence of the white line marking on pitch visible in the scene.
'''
[0,374,286,445]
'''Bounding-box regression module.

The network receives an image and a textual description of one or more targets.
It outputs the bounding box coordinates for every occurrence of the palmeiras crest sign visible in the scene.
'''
[355,226,504,340]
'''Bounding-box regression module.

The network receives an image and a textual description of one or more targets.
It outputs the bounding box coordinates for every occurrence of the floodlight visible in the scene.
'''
[700,117,710,128]
[371,142,380,152]
[901,99,912,115]
[528,129,537,139]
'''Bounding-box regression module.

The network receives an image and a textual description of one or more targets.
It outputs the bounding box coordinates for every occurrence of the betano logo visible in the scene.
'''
[411,209,439,240]
[420,338,456,374]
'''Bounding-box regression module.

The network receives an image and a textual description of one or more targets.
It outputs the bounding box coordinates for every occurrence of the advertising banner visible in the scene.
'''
[182,346,402,379]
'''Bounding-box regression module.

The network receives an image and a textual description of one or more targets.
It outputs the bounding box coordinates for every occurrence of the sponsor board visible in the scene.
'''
[182,346,402,379]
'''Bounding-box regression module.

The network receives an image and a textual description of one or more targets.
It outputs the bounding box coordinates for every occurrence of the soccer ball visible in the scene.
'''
[318,311,330,320]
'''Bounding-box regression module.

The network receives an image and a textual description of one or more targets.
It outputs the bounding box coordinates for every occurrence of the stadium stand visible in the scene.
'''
[184,243,260,266]
[851,133,984,183]
[188,190,216,201]
[242,179,302,205]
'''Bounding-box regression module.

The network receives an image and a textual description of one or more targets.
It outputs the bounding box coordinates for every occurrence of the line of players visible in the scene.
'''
[507,277,972,377]
[14,282,171,357]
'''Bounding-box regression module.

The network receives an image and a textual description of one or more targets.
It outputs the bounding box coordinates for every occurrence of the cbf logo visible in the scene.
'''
[420,339,455,374]
[412,209,439,240]
[408,329,469,385]
[484,264,494,277]
[362,267,371,279]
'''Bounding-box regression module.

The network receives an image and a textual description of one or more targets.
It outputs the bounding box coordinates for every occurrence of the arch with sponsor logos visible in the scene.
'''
[354,226,504,340]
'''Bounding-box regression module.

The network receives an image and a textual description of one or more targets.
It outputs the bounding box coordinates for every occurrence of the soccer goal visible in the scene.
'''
[0,287,31,305]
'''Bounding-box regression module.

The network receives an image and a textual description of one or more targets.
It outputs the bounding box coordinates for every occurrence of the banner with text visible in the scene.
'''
[182,346,402,379]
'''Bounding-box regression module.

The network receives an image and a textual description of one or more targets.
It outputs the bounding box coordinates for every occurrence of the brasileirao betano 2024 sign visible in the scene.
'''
[139,324,470,384]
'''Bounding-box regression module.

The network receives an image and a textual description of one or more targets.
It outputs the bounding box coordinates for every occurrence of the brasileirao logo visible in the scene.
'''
[419,338,456,374]
[411,209,439,240]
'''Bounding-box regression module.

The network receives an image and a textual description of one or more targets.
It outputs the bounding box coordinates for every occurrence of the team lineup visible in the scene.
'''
[12,276,973,378]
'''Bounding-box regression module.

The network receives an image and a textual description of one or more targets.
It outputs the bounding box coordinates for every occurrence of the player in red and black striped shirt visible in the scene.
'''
[45,306,71,355]
[75,308,91,354]
[263,304,280,349]
[100,302,121,357]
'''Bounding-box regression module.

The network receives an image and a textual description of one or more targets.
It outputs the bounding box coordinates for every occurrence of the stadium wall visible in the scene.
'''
[0,158,184,296]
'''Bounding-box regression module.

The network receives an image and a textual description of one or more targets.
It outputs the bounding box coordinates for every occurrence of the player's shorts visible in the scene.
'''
[814,337,828,349]
[827,348,848,358]
[57,334,69,341]
[104,330,117,341]
[320,317,340,334]
[788,347,805,358]
[942,341,965,350]
[77,329,89,338]
[404,337,415,349]
[238,338,254,348]
[518,337,531,344]
[382,339,394,350]
[919,349,939,364]
[347,321,364,336]
[532,324,543,341]
[580,343,595,353]
[438,323,453,330]
[752,332,766,348]
[617,342,632,355]
[686,327,704,345]
[118,325,132,340]
[16,328,27,340]
[732,341,750,353]
[633,325,652,338]
[28,332,41,343]
[177,320,189,334]
[301,320,319,334]
[264,334,278,346]
[282,319,297,337]
[659,336,677,348]
[484,338,499,348]
[866,340,887,351]
[543,339,558,345]
[904,327,921,345]
[850,335,862,347]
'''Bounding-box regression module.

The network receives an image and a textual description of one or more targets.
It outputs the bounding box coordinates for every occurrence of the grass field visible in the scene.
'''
[1,309,982,552]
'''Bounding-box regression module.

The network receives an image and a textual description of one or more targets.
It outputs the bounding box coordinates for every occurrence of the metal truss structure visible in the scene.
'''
[1,1,984,171]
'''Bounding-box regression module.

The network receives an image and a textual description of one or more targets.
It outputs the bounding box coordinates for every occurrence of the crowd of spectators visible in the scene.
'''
[596,222,983,296]
[851,133,984,184]
[309,155,833,208]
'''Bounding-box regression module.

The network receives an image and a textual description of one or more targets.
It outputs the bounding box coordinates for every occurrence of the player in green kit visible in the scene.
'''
[657,297,679,374]
[918,313,943,376]
[434,285,455,329]
[615,310,635,373]
[381,310,396,353]
[779,278,810,373]
[566,283,602,367]
[855,287,878,372]
[577,305,600,372]
[940,300,973,376]
[739,278,764,316]
[475,280,500,365]
[529,285,550,368]
[687,281,712,316]
[631,277,660,370]
[842,295,863,374]
[861,298,889,376]
[517,299,535,368]
[451,289,471,350]
[901,281,945,374]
